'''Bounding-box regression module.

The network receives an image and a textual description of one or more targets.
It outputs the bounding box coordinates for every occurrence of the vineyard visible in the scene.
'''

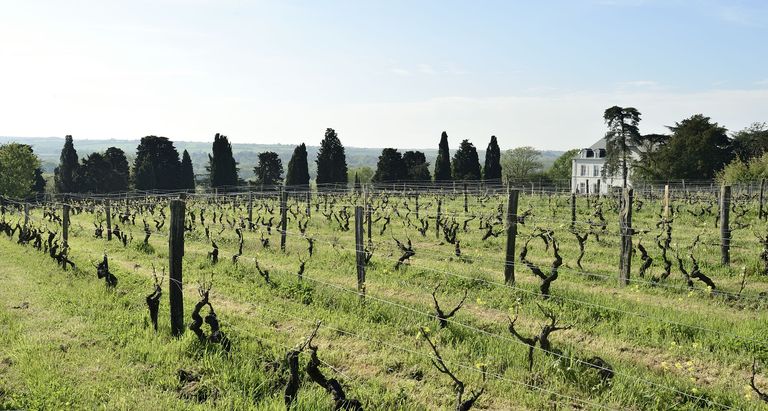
[2,183,768,410]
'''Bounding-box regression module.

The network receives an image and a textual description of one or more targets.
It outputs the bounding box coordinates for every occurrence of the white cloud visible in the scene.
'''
[390,68,411,76]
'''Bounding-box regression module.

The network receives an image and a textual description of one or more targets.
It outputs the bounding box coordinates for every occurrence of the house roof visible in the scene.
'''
[588,138,607,150]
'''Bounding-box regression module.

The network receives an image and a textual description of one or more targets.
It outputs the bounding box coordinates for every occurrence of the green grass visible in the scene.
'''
[1,189,767,410]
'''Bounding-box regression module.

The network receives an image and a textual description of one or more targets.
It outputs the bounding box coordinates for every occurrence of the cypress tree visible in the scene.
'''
[253,151,283,188]
[315,128,348,188]
[104,147,129,191]
[403,151,431,181]
[434,131,452,181]
[132,136,181,190]
[180,150,196,190]
[54,135,80,193]
[208,133,239,188]
[373,148,407,183]
[285,143,310,188]
[483,135,502,181]
[452,139,482,180]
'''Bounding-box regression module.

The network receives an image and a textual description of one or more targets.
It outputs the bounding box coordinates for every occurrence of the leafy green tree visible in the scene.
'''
[104,147,129,191]
[0,143,41,198]
[403,151,431,181]
[483,135,502,181]
[347,166,374,183]
[718,152,768,183]
[631,133,670,182]
[132,136,181,190]
[451,139,482,180]
[208,133,239,188]
[54,135,80,193]
[253,151,283,188]
[373,148,407,183]
[315,128,348,187]
[180,150,196,190]
[77,152,113,193]
[501,146,542,182]
[434,131,452,181]
[547,149,579,182]
[603,106,642,188]
[285,143,310,188]
[652,114,732,180]
[732,122,768,162]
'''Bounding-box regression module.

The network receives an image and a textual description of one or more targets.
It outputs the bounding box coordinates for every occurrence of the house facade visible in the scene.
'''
[571,138,640,194]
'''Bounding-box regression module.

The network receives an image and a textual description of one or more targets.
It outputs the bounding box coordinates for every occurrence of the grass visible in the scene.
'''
[0,187,767,410]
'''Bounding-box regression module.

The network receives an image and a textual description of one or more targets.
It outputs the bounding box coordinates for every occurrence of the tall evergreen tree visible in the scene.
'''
[253,151,283,188]
[403,151,431,181]
[132,136,181,190]
[285,143,310,188]
[315,128,348,187]
[31,167,46,194]
[603,106,642,188]
[452,139,482,180]
[104,147,129,191]
[434,131,452,181]
[652,114,732,180]
[54,135,80,193]
[207,133,239,188]
[180,150,196,190]
[77,152,113,193]
[483,135,502,180]
[373,148,407,183]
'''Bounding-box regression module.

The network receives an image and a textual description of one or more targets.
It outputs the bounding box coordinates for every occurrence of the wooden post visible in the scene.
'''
[504,189,519,285]
[280,189,288,252]
[355,205,365,300]
[760,178,766,220]
[596,179,601,198]
[414,193,419,219]
[62,203,70,248]
[463,183,468,213]
[365,190,372,243]
[23,203,29,228]
[619,188,633,286]
[663,185,670,219]
[105,199,112,241]
[247,191,253,228]
[435,198,442,238]
[169,198,186,337]
[720,185,731,266]
[570,193,576,230]
[306,190,311,217]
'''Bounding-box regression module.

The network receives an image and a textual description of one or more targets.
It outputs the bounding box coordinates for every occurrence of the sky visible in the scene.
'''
[1,0,767,150]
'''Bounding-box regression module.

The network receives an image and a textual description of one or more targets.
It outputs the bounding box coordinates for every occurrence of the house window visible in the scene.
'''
[585,149,594,158]
[580,165,587,176]
[593,165,600,177]
[579,182,585,193]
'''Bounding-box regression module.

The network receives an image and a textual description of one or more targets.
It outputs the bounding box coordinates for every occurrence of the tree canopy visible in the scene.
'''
[208,133,239,188]
[501,146,542,182]
[133,136,182,190]
[180,149,196,190]
[54,135,80,193]
[603,106,642,188]
[253,151,283,188]
[451,139,482,180]
[315,128,348,187]
[0,143,41,198]
[483,136,502,180]
[285,143,310,187]
[434,131,452,181]
[732,122,768,162]
[403,150,431,181]
[373,148,407,183]
[651,114,732,180]
[547,149,579,182]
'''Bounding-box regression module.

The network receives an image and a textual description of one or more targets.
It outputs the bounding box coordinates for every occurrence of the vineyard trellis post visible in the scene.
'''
[365,188,372,243]
[760,178,766,220]
[306,190,311,217]
[169,198,186,336]
[62,203,70,248]
[504,188,519,285]
[105,199,112,241]
[596,180,601,198]
[663,185,670,219]
[619,188,633,286]
[415,192,419,219]
[23,203,29,228]
[570,192,576,229]
[355,205,366,300]
[720,184,731,266]
[247,191,253,227]
[280,188,288,252]
[463,183,468,212]
[436,197,442,238]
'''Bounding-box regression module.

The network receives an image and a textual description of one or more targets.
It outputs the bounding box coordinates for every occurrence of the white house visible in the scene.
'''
[571,138,642,194]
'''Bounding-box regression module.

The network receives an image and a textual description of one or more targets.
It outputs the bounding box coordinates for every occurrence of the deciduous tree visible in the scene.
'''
[0,143,41,198]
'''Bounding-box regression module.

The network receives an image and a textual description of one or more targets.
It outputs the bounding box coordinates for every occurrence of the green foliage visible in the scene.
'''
[547,148,579,182]
[347,166,374,183]
[631,134,670,182]
[180,150,196,190]
[603,106,641,187]
[732,122,768,162]
[483,135,502,180]
[54,135,80,193]
[501,146,542,182]
[402,151,431,181]
[31,167,46,194]
[207,133,239,188]
[252,151,283,187]
[434,131,452,181]
[315,128,348,186]
[652,114,733,180]
[451,139,481,180]
[77,153,114,193]
[717,152,768,183]
[0,143,40,198]
[132,136,182,190]
[285,143,310,187]
[373,148,407,183]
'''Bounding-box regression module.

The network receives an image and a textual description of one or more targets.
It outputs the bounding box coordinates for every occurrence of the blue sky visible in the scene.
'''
[1,0,767,150]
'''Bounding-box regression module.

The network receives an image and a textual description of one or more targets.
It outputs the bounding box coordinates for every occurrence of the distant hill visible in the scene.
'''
[0,136,564,179]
